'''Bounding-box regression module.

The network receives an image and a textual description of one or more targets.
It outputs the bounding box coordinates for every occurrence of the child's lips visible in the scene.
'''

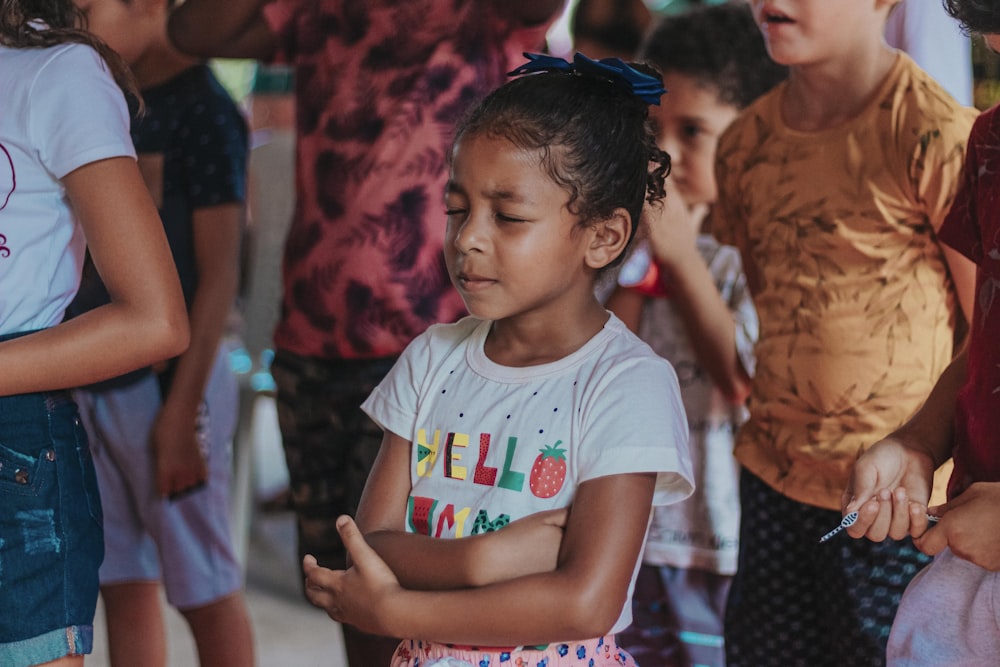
[457,271,497,291]
[759,4,794,24]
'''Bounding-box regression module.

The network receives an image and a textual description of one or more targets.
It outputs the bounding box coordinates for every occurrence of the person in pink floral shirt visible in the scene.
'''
[167,2,561,664]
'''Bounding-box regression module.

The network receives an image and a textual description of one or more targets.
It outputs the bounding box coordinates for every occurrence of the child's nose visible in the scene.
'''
[450,211,487,253]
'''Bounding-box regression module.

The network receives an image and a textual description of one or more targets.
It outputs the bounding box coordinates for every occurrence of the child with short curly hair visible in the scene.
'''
[301,53,695,667]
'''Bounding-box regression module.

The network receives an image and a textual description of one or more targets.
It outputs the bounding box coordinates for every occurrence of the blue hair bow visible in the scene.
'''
[508,52,666,106]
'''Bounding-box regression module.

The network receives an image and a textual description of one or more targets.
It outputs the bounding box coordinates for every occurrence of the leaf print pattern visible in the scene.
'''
[269,1,549,359]
[711,55,977,509]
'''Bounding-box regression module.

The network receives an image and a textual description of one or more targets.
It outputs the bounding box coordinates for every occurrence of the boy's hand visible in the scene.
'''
[843,436,935,541]
[914,482,1000,571]
[304,516,403,635]
[151,402,208,499]
[645,180,707,270]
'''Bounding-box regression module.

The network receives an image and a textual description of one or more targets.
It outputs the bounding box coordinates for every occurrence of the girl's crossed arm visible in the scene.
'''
[347,431,567,590]
[305,430,655,646]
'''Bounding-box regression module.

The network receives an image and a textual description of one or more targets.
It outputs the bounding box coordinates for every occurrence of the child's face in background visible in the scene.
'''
[649,71,739,209]
[74,0,155,64]
[444,134,597,323]
[749,0,897,66]
[986,33,1000,54]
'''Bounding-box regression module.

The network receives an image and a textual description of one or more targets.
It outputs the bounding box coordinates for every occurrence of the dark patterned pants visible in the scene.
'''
[270,350,397,575]
[724,469,931,667]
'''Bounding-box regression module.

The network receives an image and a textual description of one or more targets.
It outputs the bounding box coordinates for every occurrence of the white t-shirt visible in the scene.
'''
[362,314,693,636]
[0,42,135,335]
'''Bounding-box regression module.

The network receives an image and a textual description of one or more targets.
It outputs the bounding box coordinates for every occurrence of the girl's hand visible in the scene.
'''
[304,516,403,635]
[843,436,935,541]
[914,482,1000,571]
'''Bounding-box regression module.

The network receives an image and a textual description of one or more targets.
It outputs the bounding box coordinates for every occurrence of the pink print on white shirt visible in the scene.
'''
[0,142,14,258]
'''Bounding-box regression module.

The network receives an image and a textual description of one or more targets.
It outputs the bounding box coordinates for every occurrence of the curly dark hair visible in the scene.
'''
[639,2,788,110]
[0,0,139,103]
[944,0,1000,35]
[452,64,670,269]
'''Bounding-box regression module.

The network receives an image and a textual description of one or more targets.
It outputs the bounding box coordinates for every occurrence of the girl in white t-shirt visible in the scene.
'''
[0,3,188,665]
[301,53,694,667]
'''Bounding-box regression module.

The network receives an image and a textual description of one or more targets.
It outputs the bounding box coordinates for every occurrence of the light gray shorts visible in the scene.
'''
[74,349,242,610]
[887,547,1000,666]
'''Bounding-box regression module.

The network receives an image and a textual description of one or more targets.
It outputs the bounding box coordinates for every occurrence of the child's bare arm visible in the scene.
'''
[354,431,566,590]
[647,191,751,404]
[845,345,967,541]
[941,245,976,327]
[153,203,242,498]
[307,471,655,646]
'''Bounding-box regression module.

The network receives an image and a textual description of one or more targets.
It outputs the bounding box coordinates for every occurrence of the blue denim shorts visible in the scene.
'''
[0,388,103,665]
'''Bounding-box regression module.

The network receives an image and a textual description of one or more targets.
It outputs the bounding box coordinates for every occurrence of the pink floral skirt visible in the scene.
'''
[390,636,638,666]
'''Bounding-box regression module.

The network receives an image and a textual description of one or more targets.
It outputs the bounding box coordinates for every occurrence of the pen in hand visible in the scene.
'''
[818,511,939,543]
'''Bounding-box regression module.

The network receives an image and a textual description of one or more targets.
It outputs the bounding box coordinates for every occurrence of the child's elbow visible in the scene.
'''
[559,582,626,638]
[156,311,190,359]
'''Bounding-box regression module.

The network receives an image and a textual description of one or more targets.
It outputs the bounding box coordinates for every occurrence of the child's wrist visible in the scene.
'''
[894,427,948,469]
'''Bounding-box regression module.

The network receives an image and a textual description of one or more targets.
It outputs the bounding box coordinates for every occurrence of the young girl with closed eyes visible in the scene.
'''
[301,54,695,667]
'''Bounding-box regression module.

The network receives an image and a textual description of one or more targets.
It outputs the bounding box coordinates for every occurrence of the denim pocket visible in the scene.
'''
[0,441,55,498]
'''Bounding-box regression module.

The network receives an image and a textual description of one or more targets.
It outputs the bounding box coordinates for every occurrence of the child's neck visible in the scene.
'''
[485,300,610,368]
[131,41,201,90]
[781,44,898,133]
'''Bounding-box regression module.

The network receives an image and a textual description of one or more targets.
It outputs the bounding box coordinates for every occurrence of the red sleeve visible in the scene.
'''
[939,115,983,265]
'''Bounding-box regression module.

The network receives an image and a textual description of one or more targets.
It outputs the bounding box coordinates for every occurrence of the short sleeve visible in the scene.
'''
[361,321,470,438]
[909,104,978,232]
[177,96,248,208]
[938,116,982,264]
[576,357,693,506]
[29,44,135,179]
[361,340,427,439]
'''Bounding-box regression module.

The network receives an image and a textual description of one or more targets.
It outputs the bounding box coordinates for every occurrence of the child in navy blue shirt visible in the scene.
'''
[69,0,254,663]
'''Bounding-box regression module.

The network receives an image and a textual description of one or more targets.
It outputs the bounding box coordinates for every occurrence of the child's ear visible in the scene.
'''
[585,208,631,270]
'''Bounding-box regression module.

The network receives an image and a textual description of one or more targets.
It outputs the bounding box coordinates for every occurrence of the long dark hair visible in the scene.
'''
[0,0,139,102]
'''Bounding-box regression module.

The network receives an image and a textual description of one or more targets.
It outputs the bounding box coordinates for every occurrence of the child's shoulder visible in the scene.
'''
[598,314,678,378]
[1,42,125,134]
[2,41,104,86]
[407,316,485,356]
[890,53,978,134]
